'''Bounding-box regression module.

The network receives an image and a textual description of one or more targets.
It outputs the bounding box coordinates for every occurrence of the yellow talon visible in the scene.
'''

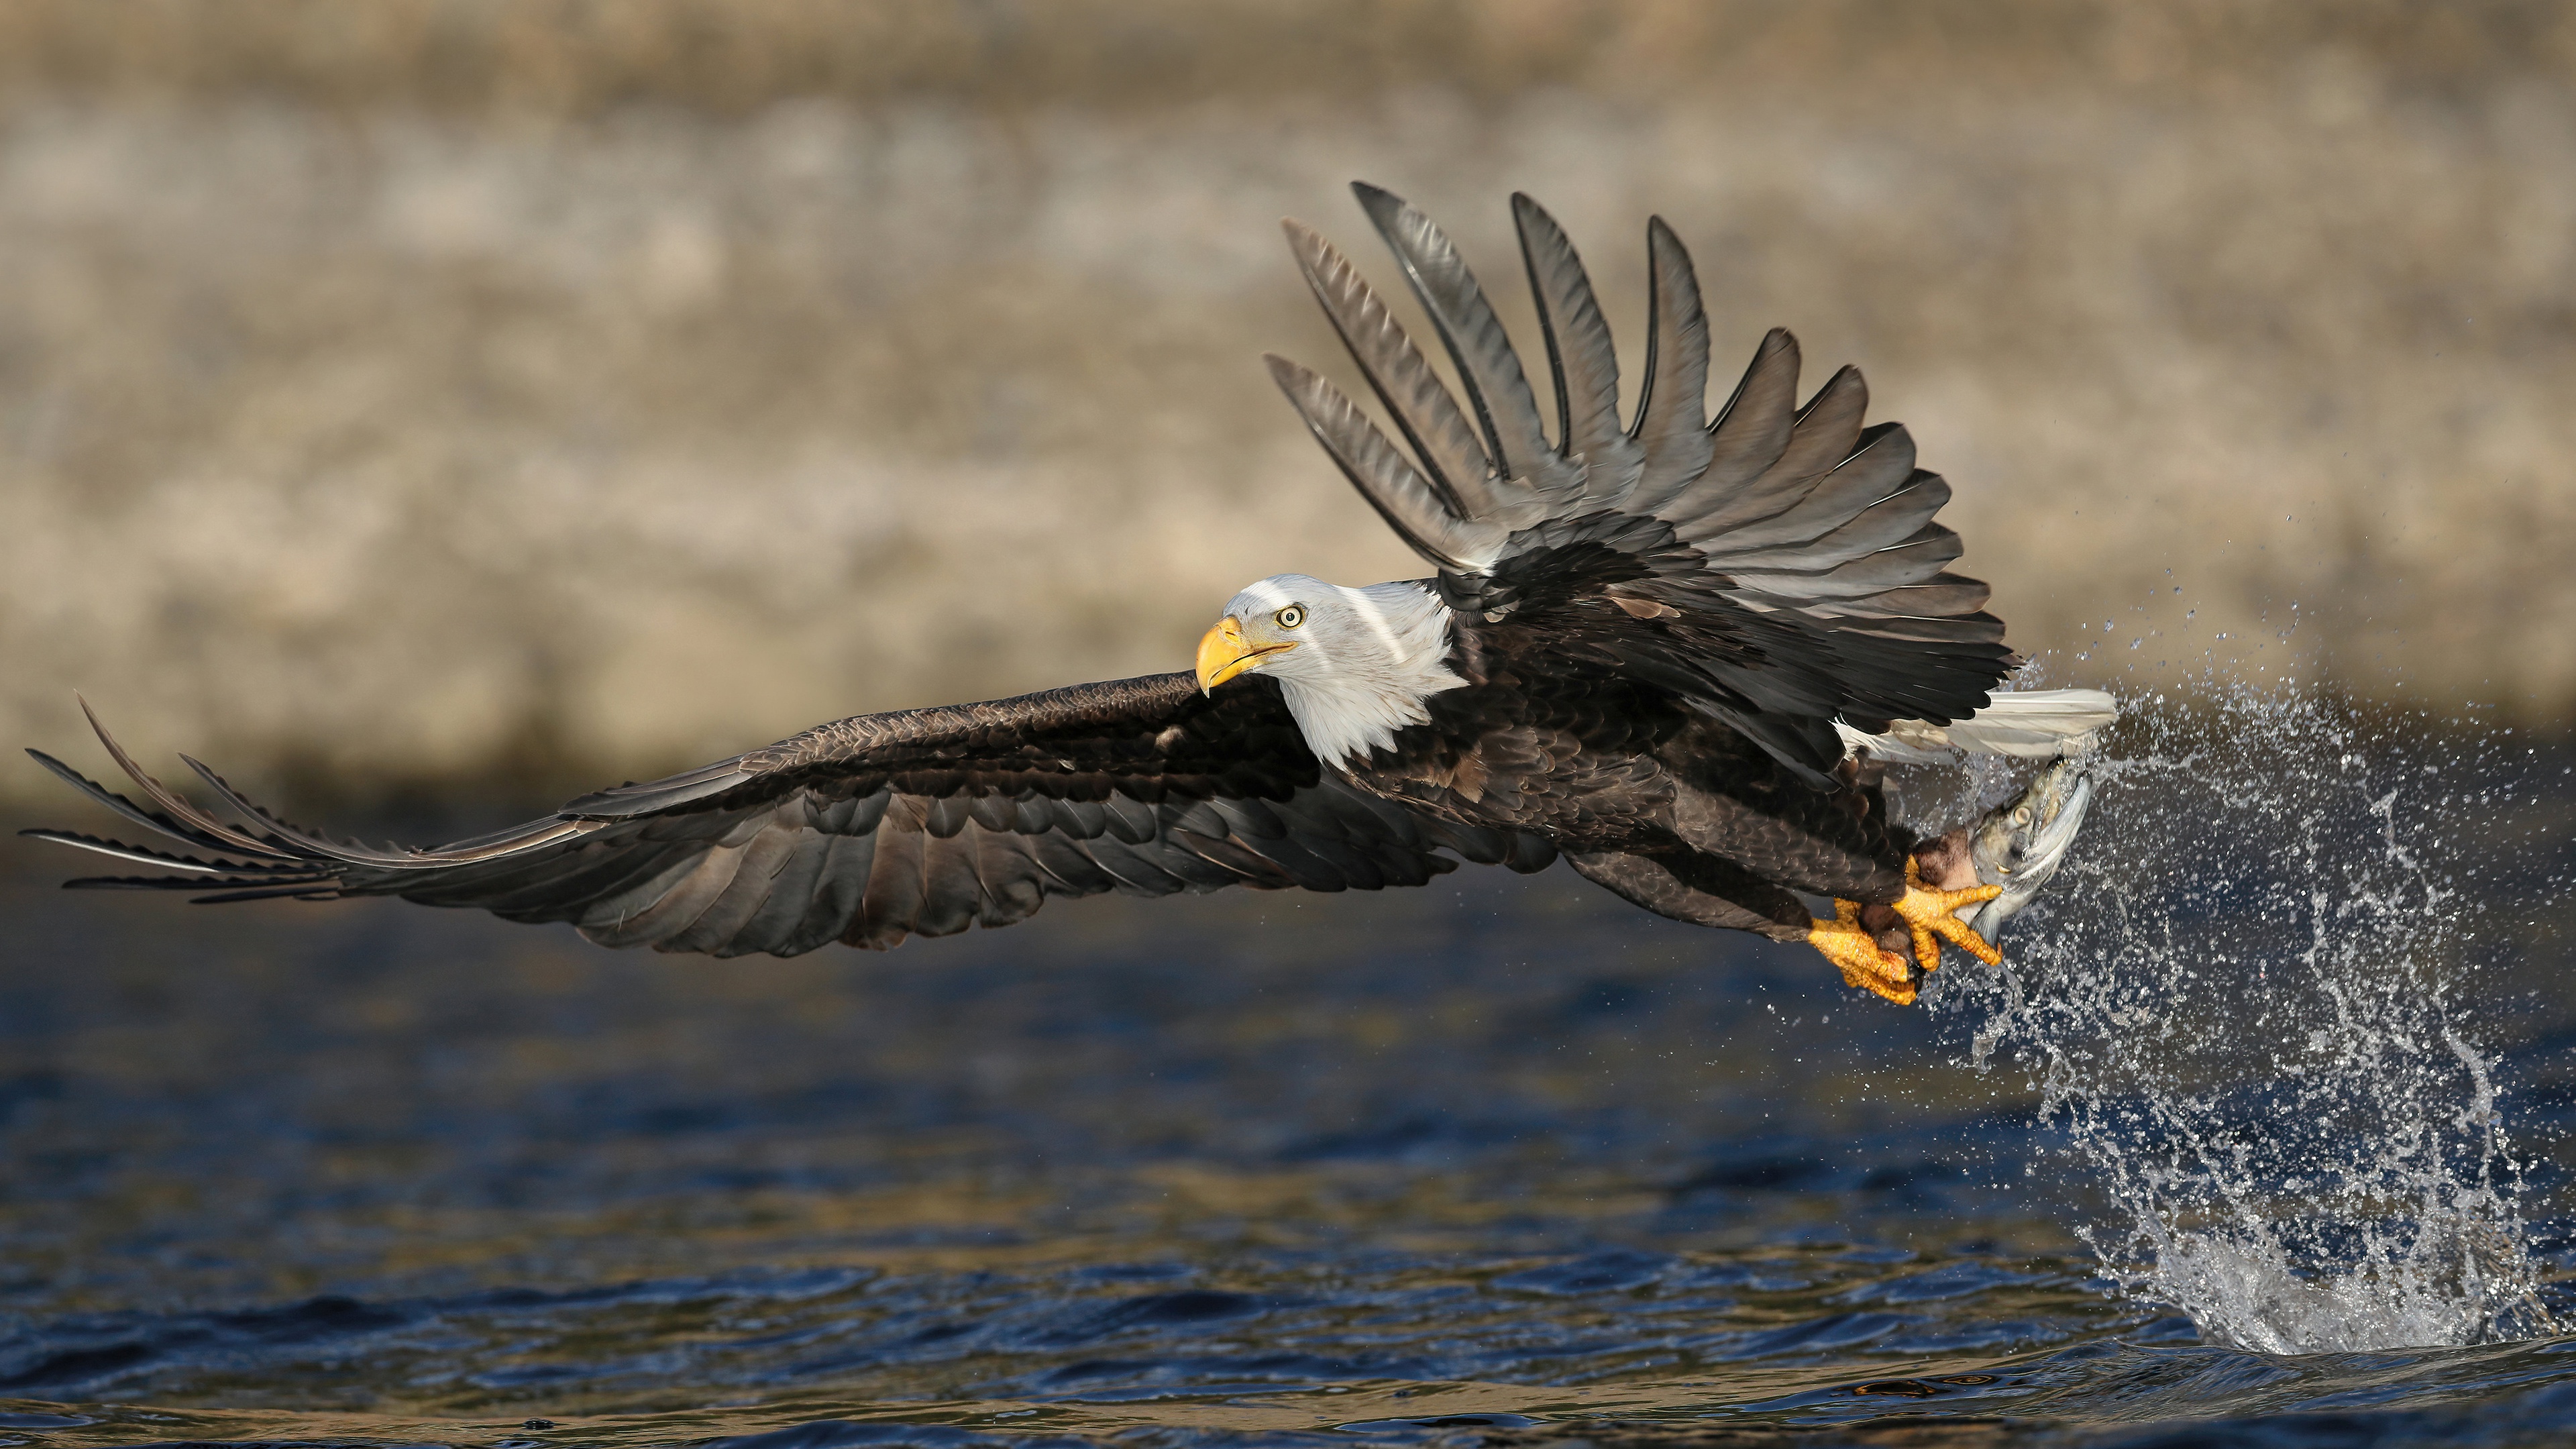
[1892,858,2004,975]
[1807,900,1917,1006]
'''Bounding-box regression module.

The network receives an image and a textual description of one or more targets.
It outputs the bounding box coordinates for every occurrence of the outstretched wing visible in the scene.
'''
[23,680,1554,957]
[1267,183,2012,783]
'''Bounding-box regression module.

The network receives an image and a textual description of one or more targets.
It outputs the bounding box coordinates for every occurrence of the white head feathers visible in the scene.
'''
[1218,575,1466,767]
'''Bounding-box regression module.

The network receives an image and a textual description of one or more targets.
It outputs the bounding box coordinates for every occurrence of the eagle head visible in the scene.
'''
[1195,574,1466,767]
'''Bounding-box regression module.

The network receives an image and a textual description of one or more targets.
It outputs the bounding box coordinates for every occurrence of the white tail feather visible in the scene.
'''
[1836,688,2118,765]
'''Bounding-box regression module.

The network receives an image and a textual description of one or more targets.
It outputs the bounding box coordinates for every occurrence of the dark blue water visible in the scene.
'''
[2,698,2571,1446]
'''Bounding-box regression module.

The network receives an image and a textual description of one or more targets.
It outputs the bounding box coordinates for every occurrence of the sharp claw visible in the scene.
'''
[1941,916,2005,967]
[1893,861,2007,970]
[1809,901,1919,1006]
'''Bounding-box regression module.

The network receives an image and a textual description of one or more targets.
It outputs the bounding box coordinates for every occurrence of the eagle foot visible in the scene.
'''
[1808,901,1918,1006]
[1892,858,2004,975]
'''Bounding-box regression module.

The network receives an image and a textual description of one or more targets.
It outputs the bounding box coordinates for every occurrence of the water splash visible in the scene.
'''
[1915,676,2558,1353]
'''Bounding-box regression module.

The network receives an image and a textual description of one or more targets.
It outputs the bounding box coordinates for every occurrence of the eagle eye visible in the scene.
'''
[1275,605,1307,629]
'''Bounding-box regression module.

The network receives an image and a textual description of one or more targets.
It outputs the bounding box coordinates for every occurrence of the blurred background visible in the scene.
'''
[1,0,2571,814]
[5,11,2576,1435]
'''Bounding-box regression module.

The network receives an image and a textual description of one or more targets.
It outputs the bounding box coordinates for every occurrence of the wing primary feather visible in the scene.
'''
[1265,356,1494,572]
[59,871,323,891]
[174,753,594,868]
[188,883,346,905]
[1727,523,1967,598]
[1279,219,1494,519]
[559,758,761,818]
[1646,327,1799,523]
[21,748,255,856]
[176,755,449,870]
[1690,419,1916,559]
[1728,472,1951,575]
[71,697,286,858]
[18,827,261,874]
[1833,574,1995,618]
[1511,191,1641,498]
[1349,182,1572,502]
[1626,217,1716,501]
[1676,364,1873,541]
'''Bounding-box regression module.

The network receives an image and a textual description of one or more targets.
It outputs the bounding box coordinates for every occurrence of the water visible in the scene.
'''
[1921,683,2569,1357]
[2,683,2572,1445]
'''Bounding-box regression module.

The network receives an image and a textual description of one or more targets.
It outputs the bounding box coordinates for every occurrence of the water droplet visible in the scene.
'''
[1935,687,2547,1352]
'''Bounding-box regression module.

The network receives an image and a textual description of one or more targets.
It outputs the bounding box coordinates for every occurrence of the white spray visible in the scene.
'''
[1914,676,2557,1352]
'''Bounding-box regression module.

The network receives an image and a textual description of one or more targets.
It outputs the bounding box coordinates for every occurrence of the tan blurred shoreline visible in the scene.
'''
[3,1,2571,813]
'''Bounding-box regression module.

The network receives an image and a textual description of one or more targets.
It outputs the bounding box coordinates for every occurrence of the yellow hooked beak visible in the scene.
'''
[1195,616,1295,693]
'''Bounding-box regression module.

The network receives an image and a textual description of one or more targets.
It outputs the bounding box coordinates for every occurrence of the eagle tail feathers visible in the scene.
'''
[1835,689,2119,765]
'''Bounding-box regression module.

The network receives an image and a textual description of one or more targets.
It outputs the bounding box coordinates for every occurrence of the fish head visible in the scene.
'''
[1966,757,2096,943]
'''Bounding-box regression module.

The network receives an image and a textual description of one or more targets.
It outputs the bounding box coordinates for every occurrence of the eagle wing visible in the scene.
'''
[1267,184,2013,782]
[23,678,1553,957]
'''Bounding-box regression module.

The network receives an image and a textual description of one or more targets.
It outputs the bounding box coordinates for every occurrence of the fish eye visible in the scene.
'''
[1275,605,1306,629]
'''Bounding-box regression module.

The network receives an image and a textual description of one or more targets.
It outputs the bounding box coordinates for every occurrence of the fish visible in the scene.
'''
[1960,755,2095,945]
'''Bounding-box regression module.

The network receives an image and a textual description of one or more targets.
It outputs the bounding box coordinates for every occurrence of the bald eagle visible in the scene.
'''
[23,185,2112,1005]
